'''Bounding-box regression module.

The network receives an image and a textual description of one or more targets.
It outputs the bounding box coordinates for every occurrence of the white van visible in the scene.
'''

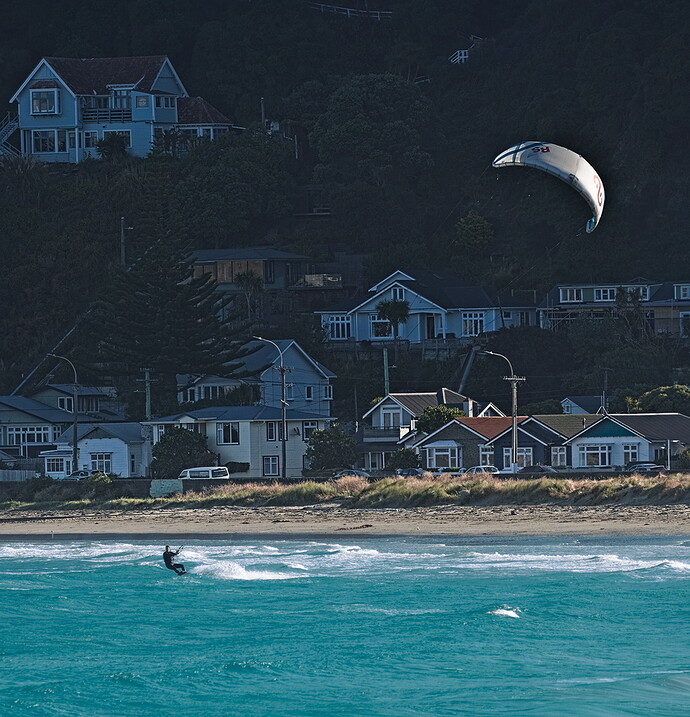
[178,466,230,480]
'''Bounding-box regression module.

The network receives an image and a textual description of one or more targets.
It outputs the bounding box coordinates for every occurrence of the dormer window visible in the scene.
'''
[678,286,690,300]
[155,96,176,109]
[560,288,582,303]
[594,288,616,302]
[392,286,405,301]
[31,89,59,114]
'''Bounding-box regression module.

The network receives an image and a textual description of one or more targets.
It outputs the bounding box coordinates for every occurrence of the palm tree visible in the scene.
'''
[375,299,409,360]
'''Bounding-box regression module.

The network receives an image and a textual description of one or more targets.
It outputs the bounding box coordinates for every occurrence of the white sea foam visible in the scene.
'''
[488,607,521,619]
[191,561,299,581]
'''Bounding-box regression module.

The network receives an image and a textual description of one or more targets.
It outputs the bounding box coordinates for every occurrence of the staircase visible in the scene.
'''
[0,113,20,156]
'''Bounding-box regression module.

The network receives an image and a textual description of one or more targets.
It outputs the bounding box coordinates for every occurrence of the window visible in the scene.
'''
[323,384,333,400]
[32,130,55,153]
[46,458,65,473]
[303,421,318,441]
[57,396,74,413]
[392,286,405,301]
[111,90,131,109]
[103,130,131,147]
[90,453,112,473]
[266,422,278,441]
[503,447,533,468]
[479,446,494,466]
[31,89,59,114]
[560,288,583,303]
[155,96,176,109]
[216,422,240,444]
[136,95,150,108]
[678,286,690,300]
[7,426,51,445]
[623,444,639,465]
[680,313,690,337]
[381,409,402,428]
[502,311,512,320]
[369,314,393,338]
[551,446,567,467]
[263,261,275,284]
[305,386,314,401]
[326,315,351,340]
[263,456,279,476]
[130,454,136,475]
[462,312,485,336]
[155,425,166,442]
[594,288,616,302]
[563,402,572,414]
[83,131,99,148]
[285,383,294,401]
[426,446,461,469]
[578,444,612,467]
[627,286,649,301]
[83,96,109,109]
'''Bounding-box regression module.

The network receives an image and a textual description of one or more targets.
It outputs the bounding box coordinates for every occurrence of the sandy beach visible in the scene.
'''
[1,503,689,539]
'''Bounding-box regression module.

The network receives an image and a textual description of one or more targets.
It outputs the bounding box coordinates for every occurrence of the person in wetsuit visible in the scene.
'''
[163,545,186,575]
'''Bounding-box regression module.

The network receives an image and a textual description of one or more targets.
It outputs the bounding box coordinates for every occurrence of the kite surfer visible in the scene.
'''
[163,545,186,575]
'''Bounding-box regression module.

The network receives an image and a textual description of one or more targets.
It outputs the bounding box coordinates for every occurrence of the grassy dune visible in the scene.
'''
[2,472,690,511]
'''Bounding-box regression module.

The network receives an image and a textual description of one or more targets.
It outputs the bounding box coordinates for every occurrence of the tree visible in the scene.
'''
[386,448,420,469]
[416,405,464,435]
[235,270,263,321]
[453,210,494,255]
[631,385,690,415]
[85,237,256,417]
[305,424,358,470]
[96,133,129,162]
[151,427,217,478]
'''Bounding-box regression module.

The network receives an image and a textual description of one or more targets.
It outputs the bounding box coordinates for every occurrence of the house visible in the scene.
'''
[564,413,690,470]
[0,396,74,459]
[413,416,527,470]
[40,422,151,478]
[29,384,126,420]
[8,56,234,162]
[147,405,331,479]
[177,339,335,417]
[522,414,601,467]
[561,396,604,415]
[539,280,690,336]
[317,270,537,345]
[359,389,503,471]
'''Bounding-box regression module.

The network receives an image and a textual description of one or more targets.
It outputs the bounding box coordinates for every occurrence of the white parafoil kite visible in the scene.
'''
[492,141,605,233]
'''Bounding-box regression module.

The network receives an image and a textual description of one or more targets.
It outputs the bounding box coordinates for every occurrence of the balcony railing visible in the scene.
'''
[360,426,412,442]
[81,108,132,123]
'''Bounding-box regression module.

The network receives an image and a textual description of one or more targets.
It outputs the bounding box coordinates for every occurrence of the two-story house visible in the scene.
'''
[539,280,690,336]
[0,396,74,460]
[147,406,331,480]
[317,270,537,345]
[177,339,335,417]
[359,389,503,471]
[8,55,234,162]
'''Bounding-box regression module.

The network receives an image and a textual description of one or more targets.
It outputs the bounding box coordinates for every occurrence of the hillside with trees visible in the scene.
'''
[1,0,689,415]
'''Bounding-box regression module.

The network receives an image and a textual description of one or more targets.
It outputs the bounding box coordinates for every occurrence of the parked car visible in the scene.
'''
[394,468,426,477]
[332,469,371,479]
[431,467,465,476]
[626,463,666,473]
[178,466,230,480]
[517,464,560,474]
[464,466,499,475]
[60,470,92,481]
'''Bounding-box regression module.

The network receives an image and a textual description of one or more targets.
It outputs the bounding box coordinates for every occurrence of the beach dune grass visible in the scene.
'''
[2,473,690,511]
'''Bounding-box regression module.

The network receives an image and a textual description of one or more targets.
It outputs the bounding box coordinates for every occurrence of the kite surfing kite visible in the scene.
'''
[492,141,605,233]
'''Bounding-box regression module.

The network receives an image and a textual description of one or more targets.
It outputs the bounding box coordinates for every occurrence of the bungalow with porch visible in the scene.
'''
[317,270,537,346]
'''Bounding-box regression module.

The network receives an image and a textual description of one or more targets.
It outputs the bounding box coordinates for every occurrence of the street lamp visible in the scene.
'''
[253,336,288,480]
[48,353,79,475]
[482,351,525,473]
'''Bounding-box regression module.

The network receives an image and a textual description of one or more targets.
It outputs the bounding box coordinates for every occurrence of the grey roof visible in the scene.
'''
[612,413,690,442]
[382,389,469,418]
[60,422,147,444]
[0,396,73,423]
[41,384,110,397]
[563,396,603,413]
[149,405,327,423]
[531,414,602,438]
[192,247,310,263]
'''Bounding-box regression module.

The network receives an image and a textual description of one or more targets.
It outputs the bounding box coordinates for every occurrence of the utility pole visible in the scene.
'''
[254,337,288,479]
[483,351,525,472]
[383,347,390,396]
[135,368,156,420]
[48,353,79,474]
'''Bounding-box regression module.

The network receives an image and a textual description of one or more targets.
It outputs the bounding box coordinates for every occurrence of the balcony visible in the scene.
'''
[81,108,132,123]
[360,426,412,443]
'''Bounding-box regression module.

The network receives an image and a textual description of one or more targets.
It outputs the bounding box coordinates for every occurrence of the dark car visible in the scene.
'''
[394,468,426,477]
[626,463,666,473]
[517,464,560,474]
[332,469,371,479]
[60,470,92,481]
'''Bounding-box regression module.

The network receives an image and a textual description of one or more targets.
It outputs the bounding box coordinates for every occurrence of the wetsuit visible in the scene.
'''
[163,549,186,575]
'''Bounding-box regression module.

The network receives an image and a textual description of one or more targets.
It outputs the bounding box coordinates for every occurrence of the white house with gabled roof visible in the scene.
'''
[316,269,537,344]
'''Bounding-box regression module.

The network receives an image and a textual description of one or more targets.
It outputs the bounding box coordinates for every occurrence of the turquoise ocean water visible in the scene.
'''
[2,535,690,716]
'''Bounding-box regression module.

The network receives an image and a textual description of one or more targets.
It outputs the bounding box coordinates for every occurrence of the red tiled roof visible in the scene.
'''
[177,96,232,126]
[45,56,169,95]
[454,416,528,440]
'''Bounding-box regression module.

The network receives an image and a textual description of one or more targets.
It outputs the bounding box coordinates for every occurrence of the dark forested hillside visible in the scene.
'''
[1,0,689,398]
